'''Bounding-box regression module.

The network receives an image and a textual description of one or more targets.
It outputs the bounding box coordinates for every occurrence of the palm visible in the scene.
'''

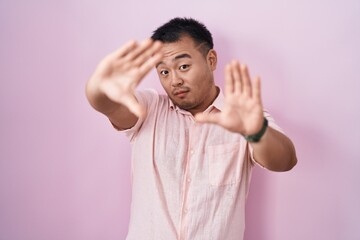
[219,89,263,134]
[100,66,144,110]
[196,61,264,135]
[94,39,163,116]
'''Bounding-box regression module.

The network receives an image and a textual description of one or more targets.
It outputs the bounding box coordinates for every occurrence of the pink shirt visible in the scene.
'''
[123,89,281,240]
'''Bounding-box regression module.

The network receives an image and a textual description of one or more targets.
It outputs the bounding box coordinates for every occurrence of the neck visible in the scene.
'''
[189,85,219,116]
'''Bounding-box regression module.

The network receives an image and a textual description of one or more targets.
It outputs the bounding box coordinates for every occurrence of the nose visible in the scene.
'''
[171,72,184,87]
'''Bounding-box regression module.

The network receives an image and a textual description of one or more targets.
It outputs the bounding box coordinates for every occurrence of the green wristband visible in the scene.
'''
[244,117,268,142]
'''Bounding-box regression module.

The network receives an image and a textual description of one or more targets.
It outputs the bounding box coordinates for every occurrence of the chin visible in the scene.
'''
[177,102,196,111]
[170,96,196,111]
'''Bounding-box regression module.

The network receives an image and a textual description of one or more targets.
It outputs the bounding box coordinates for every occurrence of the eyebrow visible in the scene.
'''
[156,53,192,68]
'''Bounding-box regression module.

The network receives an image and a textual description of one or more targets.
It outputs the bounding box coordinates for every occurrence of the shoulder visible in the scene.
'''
[135,89,169,109]
[135,88,158,102]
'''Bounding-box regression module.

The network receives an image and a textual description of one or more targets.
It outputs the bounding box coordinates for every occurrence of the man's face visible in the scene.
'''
[155,36,218,115]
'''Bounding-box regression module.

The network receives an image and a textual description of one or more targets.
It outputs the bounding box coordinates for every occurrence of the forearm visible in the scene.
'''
[86,79,121,115]
[85,78,139,130]
[250,127,297,172]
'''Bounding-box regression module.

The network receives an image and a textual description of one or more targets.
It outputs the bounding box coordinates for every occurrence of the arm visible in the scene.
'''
[86,39,163,130]
[195,60,297,172]
[250,126,297,171]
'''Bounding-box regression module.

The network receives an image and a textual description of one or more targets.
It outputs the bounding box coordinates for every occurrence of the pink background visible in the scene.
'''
[1,0,359,239]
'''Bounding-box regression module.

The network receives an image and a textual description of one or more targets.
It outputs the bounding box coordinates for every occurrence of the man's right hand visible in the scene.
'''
[89,39,163,117]
[86,39,163,129]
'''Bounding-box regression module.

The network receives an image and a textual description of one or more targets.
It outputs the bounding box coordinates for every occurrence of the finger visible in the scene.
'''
[241,64,252,97]
[123,38,154,62]
[224,64,234,95]
[97,41,137,73]
[195,112,222,125]
[100,80,146,117]
[137,51,163,82]
[108,40,138,61]
[232,61,242,94]
[133,40,163,68]
[112,40,162,73]
[253,76,262,103]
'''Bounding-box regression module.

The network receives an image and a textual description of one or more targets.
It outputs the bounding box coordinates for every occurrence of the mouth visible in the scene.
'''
[173,88,190,97]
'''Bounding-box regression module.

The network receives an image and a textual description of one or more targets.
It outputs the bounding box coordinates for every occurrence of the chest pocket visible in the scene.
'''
[206,142,244,186]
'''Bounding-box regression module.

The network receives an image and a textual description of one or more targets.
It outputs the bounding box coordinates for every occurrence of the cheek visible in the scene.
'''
[160,80,172,93]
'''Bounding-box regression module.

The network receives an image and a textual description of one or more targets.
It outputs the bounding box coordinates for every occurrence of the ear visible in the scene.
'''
[207,49,217,71]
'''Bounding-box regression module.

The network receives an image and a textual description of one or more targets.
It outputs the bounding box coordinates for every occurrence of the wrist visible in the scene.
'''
[244,117,268,142]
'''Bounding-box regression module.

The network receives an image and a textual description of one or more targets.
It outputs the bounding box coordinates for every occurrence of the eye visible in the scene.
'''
[160,70,169,76]
[179,64,190,71]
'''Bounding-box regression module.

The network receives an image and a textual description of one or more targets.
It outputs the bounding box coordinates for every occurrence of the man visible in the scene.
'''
[86,17,297,240]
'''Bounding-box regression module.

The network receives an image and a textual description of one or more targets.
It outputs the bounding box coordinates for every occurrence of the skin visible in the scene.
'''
[86,36,297,171]
[86,39,163,129]
[155,35,218,115]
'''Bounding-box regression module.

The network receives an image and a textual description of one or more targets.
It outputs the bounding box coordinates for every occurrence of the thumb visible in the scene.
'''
[121,94,146,118]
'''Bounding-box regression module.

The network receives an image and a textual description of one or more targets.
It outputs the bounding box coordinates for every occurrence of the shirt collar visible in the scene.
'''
[209,87,225,112]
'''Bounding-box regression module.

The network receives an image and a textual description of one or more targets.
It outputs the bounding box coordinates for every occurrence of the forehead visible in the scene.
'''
[159,36,201,60]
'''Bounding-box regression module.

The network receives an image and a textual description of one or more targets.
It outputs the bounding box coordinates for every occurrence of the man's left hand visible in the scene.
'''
[195,60,264,136]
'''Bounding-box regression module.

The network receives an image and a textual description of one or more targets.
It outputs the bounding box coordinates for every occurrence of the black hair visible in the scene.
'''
[151,17,214,56]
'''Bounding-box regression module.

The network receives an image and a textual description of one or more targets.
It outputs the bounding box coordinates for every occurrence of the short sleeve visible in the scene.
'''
[121,89,158,142]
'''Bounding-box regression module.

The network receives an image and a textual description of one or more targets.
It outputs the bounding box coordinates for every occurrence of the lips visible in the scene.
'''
[173,88,190,96]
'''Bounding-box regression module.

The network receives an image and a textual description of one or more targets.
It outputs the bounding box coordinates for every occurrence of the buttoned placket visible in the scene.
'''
[178,115,197,240]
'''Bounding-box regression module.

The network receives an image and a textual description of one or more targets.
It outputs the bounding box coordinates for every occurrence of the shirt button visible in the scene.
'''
[187,178,191,182]
[184,208,189,213]
[190,149,194,155]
